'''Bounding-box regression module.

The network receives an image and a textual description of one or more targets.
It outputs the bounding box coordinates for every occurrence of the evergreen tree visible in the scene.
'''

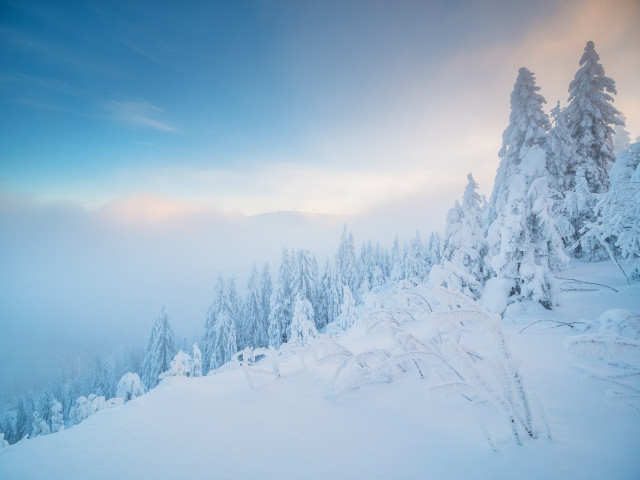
[191,343,202,377]
[203,276,238,372]
[564,41,624,256]
[291,249,321,328]
[268,249,294,347]
[260,263,273,334]
[336,225,358,300]
[486,68,568,309]
[582,140,640,270]
[336,285,358,331]
[289,294,318,343]
[140,306,177,390]
[403,232,428,283]
[390,235,404,282]
[439,174,488,298]
[426,232,442,268]
[243,263,269,349]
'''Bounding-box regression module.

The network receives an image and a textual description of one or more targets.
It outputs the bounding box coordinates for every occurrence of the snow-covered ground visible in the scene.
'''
[1,261,638,480]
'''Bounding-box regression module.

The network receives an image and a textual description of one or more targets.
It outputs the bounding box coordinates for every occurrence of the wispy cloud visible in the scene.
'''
[102,99,177,132]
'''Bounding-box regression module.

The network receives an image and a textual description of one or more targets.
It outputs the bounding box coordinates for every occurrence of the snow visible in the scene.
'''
[1,261,639,479]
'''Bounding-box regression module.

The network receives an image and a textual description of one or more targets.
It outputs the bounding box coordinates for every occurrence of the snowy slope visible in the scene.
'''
[1,262,639,480]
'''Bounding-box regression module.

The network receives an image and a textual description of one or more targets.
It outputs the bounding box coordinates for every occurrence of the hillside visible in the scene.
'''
[1,261,638,480]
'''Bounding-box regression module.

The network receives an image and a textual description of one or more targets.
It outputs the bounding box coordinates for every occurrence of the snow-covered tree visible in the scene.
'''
[390,236,404,282]
[564,41,624,256]
[160,350,193,379]
[403,232,428,283]
[486,68,568,309]
[426,232,442,269]
[191,343,202,377]
[49,399,64,433]
[612,113,631,157]
[336,285,358,331]
[140,306,177,390]
[242,263,269,349]
[0,433,8,449]
[116,373,145,402]
[289,294,318,343]
[336,225,359,300]
[439,174,488,298]
[582,140,640,272]
[260,263,273,333]
[292,249,320,316]
[203,276,240,372]
[268,249,294,347]
[30,411,50,438]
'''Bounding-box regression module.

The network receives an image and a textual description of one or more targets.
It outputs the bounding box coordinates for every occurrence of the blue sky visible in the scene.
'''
[4,0,637,216]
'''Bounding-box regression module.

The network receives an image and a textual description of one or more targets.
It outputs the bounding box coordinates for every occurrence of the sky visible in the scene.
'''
[0,0,639,397]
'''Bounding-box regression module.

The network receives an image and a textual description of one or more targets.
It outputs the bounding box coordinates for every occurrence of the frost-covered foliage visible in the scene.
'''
[564,41,623,257]
[141,306,177,390]
[116,372,145,402]
[336,285,358,331]
[612,113,631,157]
[289,294,318,344]
[581,141,640,266]
[329,283,544,446]
[159,350,194,379]
[440,174,487,298]
[231,347,281,388]
[486,68,568,309]
[203,276,239,372]
[191,343,202,377]
[565,308,640,414]
[49,398,64,433]
[268,249,294,347]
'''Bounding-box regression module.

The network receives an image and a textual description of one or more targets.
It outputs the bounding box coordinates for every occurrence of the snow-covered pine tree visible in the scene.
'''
[390,235,404,282]
[268,248,294,347]
[191,343,202,377]
[140,306,177,390]
[260,263,273,335]
[426,232,442,268]
[30,411,50,438]
[226,277,242,341]
[612,113,631,158]
[545,101,577,244]
[49,398,64,433]
[336,285,358,331]
[437,173,488,299]
[564,41,624,257]
[403,231,428,283]
[291,249,321,329]
[202,277,238,372]
[243,263,269,349]
[336,225,359,301]
[582,139,640,276]
[486,67,568,309]
[289,294,318,343]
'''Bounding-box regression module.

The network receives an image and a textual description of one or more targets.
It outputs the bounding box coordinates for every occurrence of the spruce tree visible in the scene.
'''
[486,68,568,309]
[243,263,269,349]
[564,41,624,256]
[140,306,177,389]
[267,249,294,347]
